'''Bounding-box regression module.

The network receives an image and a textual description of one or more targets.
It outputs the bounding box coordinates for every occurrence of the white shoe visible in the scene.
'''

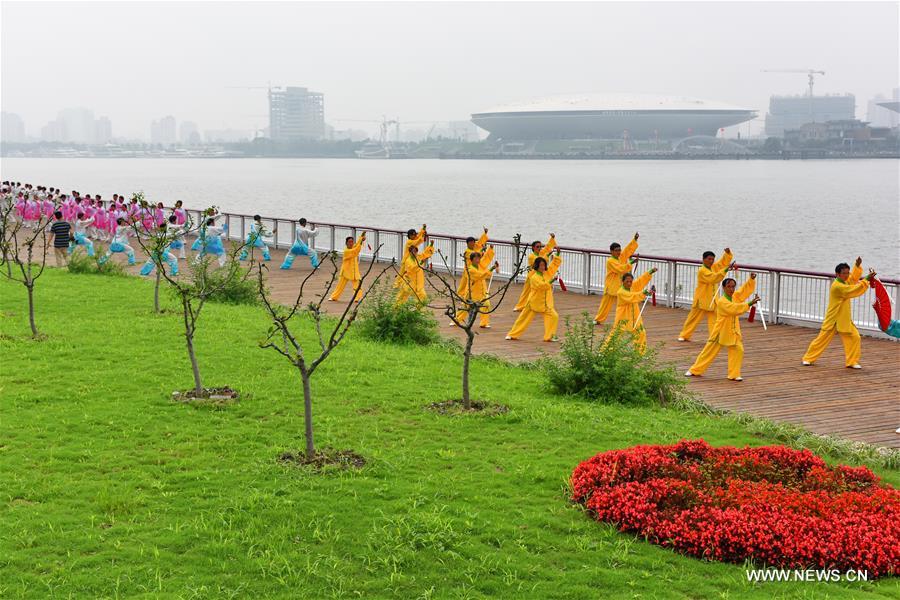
[801,361,812,366]
[849,364,862,369]
[480,325,491,329]
[547,336,560,342]
[593,320,599,325]
[730,377,743,382]
[677,337,686,342]
[505,335,513,340]
[684,371,693,377]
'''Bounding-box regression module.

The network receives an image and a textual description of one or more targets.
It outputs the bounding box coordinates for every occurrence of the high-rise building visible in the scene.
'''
[764,94,855,138]
[269,87,325,141]
[1,112,26,143]
[179,121,200,145]
[58,108,97,143]
[151,115,177,145]
[867,89,900,129]
[95,116,112,144]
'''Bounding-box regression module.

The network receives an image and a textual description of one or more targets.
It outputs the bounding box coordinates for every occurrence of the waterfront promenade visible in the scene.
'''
[250,246,899,448]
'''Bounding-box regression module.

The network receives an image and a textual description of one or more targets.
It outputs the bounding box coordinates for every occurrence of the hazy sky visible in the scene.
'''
[2,1,898,139]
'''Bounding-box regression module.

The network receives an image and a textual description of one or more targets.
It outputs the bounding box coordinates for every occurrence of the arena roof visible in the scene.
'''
[475,93,754,114]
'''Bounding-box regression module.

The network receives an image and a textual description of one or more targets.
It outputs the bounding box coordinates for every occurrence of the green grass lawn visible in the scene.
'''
[1,270,897,599]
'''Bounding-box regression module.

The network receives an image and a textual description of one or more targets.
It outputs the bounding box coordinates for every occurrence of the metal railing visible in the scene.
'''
[192,209,899,338]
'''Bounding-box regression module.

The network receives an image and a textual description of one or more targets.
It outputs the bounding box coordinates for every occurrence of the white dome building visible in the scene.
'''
[470,93,757,140]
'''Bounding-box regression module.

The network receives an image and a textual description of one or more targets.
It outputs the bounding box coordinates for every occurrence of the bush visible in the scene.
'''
[168,260,258,306]
[358,279,439,345]
[67,248,127,277]
[206,269,258,305]
[541,313,688,405]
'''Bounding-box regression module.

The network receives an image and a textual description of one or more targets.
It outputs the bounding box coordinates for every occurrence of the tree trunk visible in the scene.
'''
[182,299,203,394]
[302,371,315,459]
[462,329,475,409]
[154,270,161,313]
[26,282,38,337]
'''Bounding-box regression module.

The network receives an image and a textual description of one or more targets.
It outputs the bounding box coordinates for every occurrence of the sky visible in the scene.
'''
[2,1,898,140]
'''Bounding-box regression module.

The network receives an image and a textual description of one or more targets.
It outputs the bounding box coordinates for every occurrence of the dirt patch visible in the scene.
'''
[425,399,510,416]
[278,447,366,471]
[172,386,240,405]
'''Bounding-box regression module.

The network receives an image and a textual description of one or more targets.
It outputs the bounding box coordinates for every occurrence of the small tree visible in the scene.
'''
[421,235,528,408]
[128,197,252,395]
[0,198,52,337]
[257,245,390,459]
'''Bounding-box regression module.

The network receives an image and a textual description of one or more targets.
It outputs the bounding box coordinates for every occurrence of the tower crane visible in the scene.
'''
[762,69,825,98]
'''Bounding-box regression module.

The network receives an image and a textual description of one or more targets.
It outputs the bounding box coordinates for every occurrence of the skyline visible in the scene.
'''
[2,2,899,140]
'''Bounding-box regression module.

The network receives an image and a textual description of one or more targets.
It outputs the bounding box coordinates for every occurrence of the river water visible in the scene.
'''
[3,158,898,277]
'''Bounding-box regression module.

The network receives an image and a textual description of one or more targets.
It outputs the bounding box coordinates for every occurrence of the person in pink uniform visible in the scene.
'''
[173,200,187,226]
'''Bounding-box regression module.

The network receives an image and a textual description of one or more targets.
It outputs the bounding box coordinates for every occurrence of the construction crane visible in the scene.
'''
[762,69,825,98]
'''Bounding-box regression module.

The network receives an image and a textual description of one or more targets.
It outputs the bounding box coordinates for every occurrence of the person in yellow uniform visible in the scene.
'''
[685,274,761,381]
[457,228,489,294]
[455,245,499,329]
[802,258,875,369]
[394,224,427,287]
[506,248,563,342]
[396,240,436,304]
[329,232,366,302]
[513,233,556,311]
[607,268,658,353]
[594,232,639,324]
[677,247,734,341]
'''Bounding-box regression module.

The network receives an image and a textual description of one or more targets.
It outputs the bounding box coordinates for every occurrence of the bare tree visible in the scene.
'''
[257,244,391,459]
[0,197,52,337]
[127,197,252,395]
[419,235,528,408]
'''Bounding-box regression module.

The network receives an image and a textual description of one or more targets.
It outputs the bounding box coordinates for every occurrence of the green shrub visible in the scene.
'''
[541,312,689,405]
[67,248,127,277]
[358,279,439,345]
[168,260,258,306]
[206,269,258,305]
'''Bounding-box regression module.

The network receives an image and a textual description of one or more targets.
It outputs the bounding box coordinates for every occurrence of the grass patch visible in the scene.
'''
[0,270,897,598]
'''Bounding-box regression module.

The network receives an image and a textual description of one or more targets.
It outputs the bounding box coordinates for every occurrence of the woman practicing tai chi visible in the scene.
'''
[594,233,639,324]
[330,232,366,302]
[455,245,499,328]
[678,247,734,341]
[280,218,319,269]
[802,258,875,369]
[513,233,556,312]
[394,225,427,287]
[606,268,658,353]
[99,218,137,266]
[685,274,761,381]
[139,223,180,277]
[506,248,563,342]
[396,240,436,304]
[239,214,273,262]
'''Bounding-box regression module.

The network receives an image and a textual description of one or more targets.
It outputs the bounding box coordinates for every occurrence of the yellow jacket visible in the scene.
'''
[822,264,869,332]
[708,278,756,346]
[613,271,653,332]
[463,231,489,262]
[525,255,562,313]
[458,246,495,300]
[403,227,427,262]
[528,235,557,268]
[339,236,364,281]
[692,250,734,310]
[604,237,638,296]
[399,245,435,294]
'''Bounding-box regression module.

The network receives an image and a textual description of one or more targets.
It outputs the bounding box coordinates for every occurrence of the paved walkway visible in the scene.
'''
[120,244,900,448]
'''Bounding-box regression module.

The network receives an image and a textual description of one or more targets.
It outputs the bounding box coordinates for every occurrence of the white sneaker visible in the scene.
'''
[593,320,599,325]
[684,371,693,377]
[849,364,862,369]
[547,336,560,343]
[677,337,686,342]
[801,361,812,366]
[730,377,744,382]
[480,325,491,329]
[505,335,513,340]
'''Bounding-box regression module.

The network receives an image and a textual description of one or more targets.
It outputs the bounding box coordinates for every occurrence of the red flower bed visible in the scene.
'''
[571,440,899,577]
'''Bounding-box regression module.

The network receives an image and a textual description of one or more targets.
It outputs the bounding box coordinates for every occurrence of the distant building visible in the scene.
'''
[204,129,252,143]
[764,94,855,138]
[269,87,325,141]
[867,88,900,129]
[179,121,200,145]
[1,112,26,143]
[41,119,66,142]
[151,115,177,145]
[95,117,112,144]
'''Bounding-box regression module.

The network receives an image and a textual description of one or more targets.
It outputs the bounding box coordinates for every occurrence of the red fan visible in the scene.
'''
[871,277,893,332]
[651,287,657,307]
[558,277,568,292]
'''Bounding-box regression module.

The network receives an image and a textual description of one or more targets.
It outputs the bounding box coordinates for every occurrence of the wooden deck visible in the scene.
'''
[121,244,900,448]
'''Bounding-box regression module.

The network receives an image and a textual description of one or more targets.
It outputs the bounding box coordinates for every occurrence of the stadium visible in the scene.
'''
[470,93,757,140]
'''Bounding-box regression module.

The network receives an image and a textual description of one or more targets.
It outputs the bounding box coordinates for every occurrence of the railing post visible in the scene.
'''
[240,215,246,242]
[397,234,404,261]
[668,261,677,308]
[451,238,458,274]
[329,226,335,252]
[274,219,280,248]
[770,271,780,325]
[226,214,231,238]
[582,251,590,294]
[373,229,380,261]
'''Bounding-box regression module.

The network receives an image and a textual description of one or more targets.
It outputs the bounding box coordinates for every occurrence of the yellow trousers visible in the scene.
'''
[605,326,647,354]
[330,277,361,302]
[507,307,558,341]
[396,286,426,305]
[679,307,715,340]
[802,327,861,367]
[457,300,491,327]
[513,279,532,311]
[689,340,744,379]
[594,293,616,323]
